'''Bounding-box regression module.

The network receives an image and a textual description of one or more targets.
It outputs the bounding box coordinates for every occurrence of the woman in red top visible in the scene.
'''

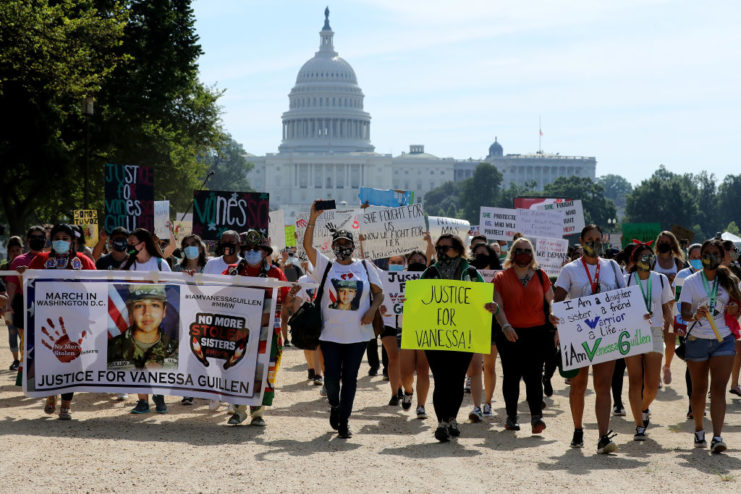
[485,237,557,433]
[28,224,96,420]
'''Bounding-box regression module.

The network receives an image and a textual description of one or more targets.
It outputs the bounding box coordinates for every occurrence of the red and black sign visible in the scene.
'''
[189,313,250,369]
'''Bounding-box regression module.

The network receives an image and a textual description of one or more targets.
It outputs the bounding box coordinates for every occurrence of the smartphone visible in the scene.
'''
[315,199,336,211]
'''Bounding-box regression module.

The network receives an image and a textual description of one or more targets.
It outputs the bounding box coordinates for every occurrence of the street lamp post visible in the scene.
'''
[83,96,94,209]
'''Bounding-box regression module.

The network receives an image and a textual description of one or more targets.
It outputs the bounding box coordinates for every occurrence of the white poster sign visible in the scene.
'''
[533,199,585,236]
[360,204,426,259]
[379,270,423,327]
[516,208,565,240]
[154,200,171,238]
[268,210,286,252]
[295,209,361,261]
[480,207,518,241]
[533,237,569,278]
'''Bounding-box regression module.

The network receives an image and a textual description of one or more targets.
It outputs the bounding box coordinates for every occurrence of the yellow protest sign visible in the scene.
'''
[285,225,296,247]
[401,279,493,354]
[73,209,99,248]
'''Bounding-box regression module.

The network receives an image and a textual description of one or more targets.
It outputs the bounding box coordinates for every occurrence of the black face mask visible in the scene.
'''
[471,253,490,269]
[657,243,671,254]
[126,244,139,255]
[112,239,128,253]
[702,253,721,270]
[436,246,455,262]
[407,262,427,272]
[221,243,238,256]
[28,237,46,251]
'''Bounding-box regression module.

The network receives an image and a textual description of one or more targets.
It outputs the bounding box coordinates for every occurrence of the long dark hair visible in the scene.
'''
[471,243,502,270]
[179,234,208,269]
[123,228,164,270]
[628,244,653,274]
[701,239,741,301]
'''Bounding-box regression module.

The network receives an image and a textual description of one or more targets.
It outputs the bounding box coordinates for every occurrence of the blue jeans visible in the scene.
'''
[7,323,19,353]
[685,334,736,362]
[320,340,368,423]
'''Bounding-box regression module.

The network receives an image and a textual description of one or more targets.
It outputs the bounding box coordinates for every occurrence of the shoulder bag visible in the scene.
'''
[288,261,332,350]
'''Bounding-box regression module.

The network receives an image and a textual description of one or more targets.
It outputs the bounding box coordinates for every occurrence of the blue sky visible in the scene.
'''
[192,0,740,185]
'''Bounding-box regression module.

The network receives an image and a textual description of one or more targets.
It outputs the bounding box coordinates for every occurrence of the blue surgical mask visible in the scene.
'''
[244,249,263,266]
[388,264,404,272]
[689,259,703,271]
[52,240,70,254]
[184,246,200,260]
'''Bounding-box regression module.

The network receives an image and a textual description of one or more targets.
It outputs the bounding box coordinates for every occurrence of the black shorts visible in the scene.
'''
[380,325,397,339]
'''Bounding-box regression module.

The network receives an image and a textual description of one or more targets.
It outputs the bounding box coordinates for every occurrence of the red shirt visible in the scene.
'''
[29,252,97,271]
[7,252,40,293]
[493,268,552,329]
[223,262,289,303]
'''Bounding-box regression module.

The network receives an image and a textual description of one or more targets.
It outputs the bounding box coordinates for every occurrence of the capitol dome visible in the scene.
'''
[279,8,374,153]
[488,137,503,158]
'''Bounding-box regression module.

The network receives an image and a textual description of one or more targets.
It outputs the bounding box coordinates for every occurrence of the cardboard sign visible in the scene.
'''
[192,191,269,241]
[73,210,98,248]
[671,224,695,243]
[268,210,286,252]
[621,223,662,248]
[359,204,426,259]
[380,270,423,328]
[104,163,154,234]
[401,280,493,353]
[533,199,585,236]
[480,207,518,241]
[552,285,653,370]
[154,200,171,238]
[534,237,569,278]
[516,208,565,240]
[295,209,361,261]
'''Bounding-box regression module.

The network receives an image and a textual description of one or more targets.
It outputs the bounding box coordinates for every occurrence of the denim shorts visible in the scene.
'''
[685,333,737,362]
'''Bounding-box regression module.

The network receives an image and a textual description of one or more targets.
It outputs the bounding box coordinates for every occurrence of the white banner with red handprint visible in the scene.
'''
[21,270,285,405]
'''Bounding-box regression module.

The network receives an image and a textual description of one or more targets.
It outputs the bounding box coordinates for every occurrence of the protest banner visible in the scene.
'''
[21,270,286,404]
[73,210,98,248]
[359,187,414,207]
[533,199,585,236]
[479,207,518,241]
[192,190,269,241]
[516,208,565,239]
[551,285,652,370]
[359,204,426,259]
[285,225,296,247]
[401,280,493,354]
[173,212,192,240]
[268,210,286,251]
[478,269,500,283]
[380,270,423,328]
[470,225,480,236]
[427,216,470,241]
[533,237,569,278]
[104,163,154,233]
[295,209,361,261]
[671,224,695,243]
[621,222,662,248]
[154,200,171,238]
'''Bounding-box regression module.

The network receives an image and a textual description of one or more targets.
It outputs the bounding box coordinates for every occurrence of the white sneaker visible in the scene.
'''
[116,393,128,401]
[416,406,427,419]
[469,406,483,423]
[208,400,220,411]
[464,376,471,393]
[482,402,493,417]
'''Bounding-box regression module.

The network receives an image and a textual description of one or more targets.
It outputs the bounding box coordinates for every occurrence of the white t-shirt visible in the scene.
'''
[555,257,626,299]
[129,257,171,272]
[654,258,679,280]
[624,271,674,327]
[672,266,699,318]
[296,273,316,302]
[203,256,242,275]
[311,249,382,344]
[678,271,733,339]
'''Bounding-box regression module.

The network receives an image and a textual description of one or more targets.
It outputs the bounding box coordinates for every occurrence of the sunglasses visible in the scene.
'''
[514,248,532,255]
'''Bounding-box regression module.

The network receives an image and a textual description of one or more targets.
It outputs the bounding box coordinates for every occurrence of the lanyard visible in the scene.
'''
[581,257,601,294]
[634,272,653,315]
[700,271,719,312]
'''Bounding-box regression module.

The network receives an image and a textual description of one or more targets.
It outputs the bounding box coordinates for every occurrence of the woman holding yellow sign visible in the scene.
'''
[679,238,741,454]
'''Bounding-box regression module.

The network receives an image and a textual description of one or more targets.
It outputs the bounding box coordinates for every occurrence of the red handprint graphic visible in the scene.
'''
[40,317,87,363]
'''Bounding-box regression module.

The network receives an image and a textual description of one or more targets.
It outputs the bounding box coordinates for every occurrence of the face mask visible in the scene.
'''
[221,243,237,256]
[388,264,404,272]
[243,249,263,266]
[657,243,671,254]
[407,262,427,272]
[184,246,200,260]
[636,254,656,271]
[472,253,489,268]
[436,246,454,262]
[28,237,46,251]
[701,253,721,270]
[689,259,703,271]
[333,245,354,261]
[582,241,603,258]
[514,253,533,267]
[112,239,128,253]
[52,240,70,254]
[127,243,139,255]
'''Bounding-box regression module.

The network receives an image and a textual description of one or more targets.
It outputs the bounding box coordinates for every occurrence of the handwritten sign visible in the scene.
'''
[427,216,470,241]
[401,280,493,353]
[73,210,98,248]
[480,207,518,241]
[360,204,426,259]
[173,212,192,240]
[516,208,565,239]
[380,270,423,327]
[295,209,361,261]
[478,269,500,283]
[533,199,584,236]
[104,163,154,234]
[552,285,652,370]
[154,200,171,238]
[285,225,296,247]
[533,237,569,278]
[268,210,286,252]
[192,191,269,241]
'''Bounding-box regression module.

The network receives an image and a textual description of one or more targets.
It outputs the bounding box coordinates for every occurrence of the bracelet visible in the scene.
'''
[493,305,500,316]
[502,323,513,331]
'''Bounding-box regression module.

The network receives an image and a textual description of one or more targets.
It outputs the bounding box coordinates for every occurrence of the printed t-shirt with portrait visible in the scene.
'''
[624,271,674,328]
[311,249,381,344]
[555,257,626,300]
[678,271,735,339]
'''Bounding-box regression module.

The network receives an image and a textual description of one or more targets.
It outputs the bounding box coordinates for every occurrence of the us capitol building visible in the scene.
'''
[247,9,596,220]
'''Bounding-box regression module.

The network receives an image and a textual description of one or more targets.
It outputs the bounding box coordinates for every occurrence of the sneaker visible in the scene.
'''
[152,395,168,414]
[308,368,316,380]
[435,422,450,442]
[570,429,584,448]
[597,431,618,454]
[9,359,20,371]
[469,406,483,423]
[180,397,194,405]
[338,422,352,439]
[634,426,647,441]
[116,393,128,401]
[401,391,413,411]
[711,436,727,454]
[329,406,340,430]
[58,407,71,421]
[482,402,493,417]
[694,430,707,448]
[448,418,461,437]
[320,385,327,397]
[531,416,546,434]
[131,399,150,414]
[368,367,379,377]
[542,376,553,397]
[464,376,471,393]
[613,404,626,416]
[730,386,741,397]
[388,394,400,406]
[663,366,672,385]
[250,416,266,427]
[284,340,292,348]
[642,409,650,427]
[313,375,323,386]
[208,400,220,411]
[505,416,520,431]
[416,406,427,419]
[227,410,247,425]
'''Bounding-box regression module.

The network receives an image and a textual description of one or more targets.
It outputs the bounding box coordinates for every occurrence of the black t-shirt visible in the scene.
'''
[96,253,127,270]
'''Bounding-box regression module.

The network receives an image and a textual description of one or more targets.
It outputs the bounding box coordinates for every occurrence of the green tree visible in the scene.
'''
[422,181,463,218]
[726,221,741,236]
[693,171,721,235]
[200,135,254,192]
[718,174,741,228]
[459,163,503,223]
[542,176,617,226]
[597,174,632,210]
[497,180,537,208]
